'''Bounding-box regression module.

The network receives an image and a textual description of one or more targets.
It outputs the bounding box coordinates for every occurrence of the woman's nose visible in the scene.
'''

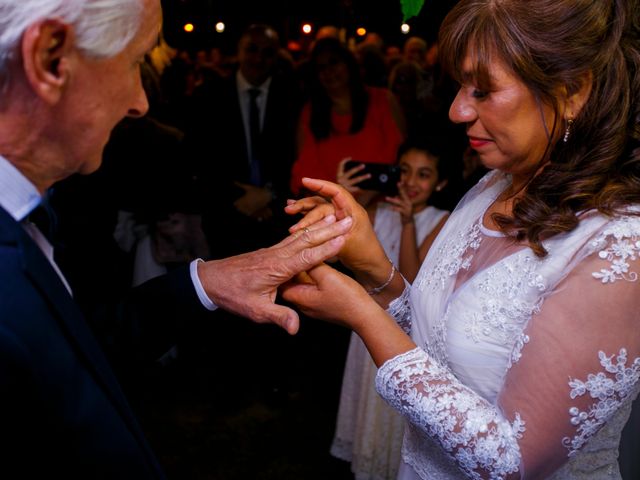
[449,89,475,124]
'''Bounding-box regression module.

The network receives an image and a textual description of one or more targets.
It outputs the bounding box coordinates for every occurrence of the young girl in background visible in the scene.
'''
[331,137,450,479]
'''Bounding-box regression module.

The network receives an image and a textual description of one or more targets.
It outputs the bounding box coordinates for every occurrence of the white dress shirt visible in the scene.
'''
[0,154,72,294]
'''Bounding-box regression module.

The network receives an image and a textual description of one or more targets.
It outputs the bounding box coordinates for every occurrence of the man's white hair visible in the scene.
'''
[0,0,143,88]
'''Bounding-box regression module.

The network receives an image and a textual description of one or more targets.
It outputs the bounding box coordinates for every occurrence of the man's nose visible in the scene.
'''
[127,77,149,118]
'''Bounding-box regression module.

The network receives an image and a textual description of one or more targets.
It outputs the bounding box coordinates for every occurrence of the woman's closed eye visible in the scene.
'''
[471,88,489,99]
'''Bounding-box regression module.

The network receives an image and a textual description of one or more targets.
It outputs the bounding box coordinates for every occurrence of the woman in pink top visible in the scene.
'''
[291,38,405,198]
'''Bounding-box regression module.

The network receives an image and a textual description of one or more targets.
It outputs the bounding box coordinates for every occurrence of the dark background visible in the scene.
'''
[161,0,460,53]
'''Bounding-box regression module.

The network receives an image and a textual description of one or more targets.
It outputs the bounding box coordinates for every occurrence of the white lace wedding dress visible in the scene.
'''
[375,171,640,479]
[331,203,448,480]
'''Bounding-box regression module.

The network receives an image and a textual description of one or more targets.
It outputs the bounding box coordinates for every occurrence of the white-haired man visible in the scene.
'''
[0,0,351,477]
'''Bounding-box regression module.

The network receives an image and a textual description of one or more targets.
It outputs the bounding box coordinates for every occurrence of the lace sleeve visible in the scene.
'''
[376,348,524,479]
[376,217,640,479]
[387,279,412,333]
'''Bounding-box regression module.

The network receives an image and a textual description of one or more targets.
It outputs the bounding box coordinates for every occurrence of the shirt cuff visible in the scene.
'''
[190,259,218,311]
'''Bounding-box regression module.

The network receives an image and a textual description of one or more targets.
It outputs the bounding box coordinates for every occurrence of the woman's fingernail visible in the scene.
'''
[323,214,336,223]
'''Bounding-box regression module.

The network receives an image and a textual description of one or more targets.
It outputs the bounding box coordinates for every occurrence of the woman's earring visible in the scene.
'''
[563,118,574,143]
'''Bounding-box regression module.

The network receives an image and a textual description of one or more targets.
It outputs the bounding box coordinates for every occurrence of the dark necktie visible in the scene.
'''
[29,195,57,245]
[248,87,262,186]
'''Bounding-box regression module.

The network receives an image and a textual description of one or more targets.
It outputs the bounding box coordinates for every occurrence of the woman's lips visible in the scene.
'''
[468,137,492,149]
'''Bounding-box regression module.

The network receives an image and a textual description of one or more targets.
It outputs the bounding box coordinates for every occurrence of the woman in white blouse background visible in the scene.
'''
[282,0,640,478]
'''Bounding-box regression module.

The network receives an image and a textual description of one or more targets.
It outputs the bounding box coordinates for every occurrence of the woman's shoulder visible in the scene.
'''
[584,208,640,246]
[541,208,640,272]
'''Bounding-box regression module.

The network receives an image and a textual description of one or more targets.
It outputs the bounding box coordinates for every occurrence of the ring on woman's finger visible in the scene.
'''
[302,227,310,234]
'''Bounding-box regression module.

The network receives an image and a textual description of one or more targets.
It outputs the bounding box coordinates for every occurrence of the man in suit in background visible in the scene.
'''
[188,24,299,257]
[0,0,351,477]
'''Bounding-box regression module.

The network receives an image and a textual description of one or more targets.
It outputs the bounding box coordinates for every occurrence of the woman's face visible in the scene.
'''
[399,149,443,210]
[449,54,557,181]
[316,52,350,94]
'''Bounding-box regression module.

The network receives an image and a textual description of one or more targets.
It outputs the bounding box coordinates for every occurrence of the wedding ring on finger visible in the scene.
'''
[294,226,311,240]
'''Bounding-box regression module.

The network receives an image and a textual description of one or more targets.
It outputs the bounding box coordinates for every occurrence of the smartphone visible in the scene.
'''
[344,160,400,195]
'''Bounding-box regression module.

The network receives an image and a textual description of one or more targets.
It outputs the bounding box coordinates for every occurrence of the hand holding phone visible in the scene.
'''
[343,160,400,195]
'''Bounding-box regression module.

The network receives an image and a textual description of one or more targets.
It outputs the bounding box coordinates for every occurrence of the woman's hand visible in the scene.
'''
[385,182,414,225]
[336,157,370,193]
[285,178,404,305]
[281,263,374,331]
[281,262,417,366]
[286,178,385,271]
[197,213,353,335]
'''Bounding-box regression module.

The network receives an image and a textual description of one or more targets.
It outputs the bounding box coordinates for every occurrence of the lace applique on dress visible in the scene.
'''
[387,285,412,334]
[590,216,640,284]
[424,307,450,365]
[376,347,525,479]
[417,220,483,293]
[563,349,640,456]
[466,253,547,366]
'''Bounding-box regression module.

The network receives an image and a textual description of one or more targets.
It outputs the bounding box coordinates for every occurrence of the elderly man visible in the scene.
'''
[0,0,350,477]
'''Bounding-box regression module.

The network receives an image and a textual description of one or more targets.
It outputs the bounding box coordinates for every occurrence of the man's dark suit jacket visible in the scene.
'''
[0,206,204,478]
[187,72,299,199]
[185,72,300,256]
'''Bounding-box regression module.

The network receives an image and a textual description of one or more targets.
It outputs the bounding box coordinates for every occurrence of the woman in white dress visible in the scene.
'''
[331,139,449,479]
[283,0,640,478]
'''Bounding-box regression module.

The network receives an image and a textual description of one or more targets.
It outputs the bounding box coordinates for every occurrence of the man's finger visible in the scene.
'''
[283,234,346,276]
[285,215,351,252]
[288,204,335,233]
[277,214,350,260]
[259,303,300,335]
[278,213,339,248]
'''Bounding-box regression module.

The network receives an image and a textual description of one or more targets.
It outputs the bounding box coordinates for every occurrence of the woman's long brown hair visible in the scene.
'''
[439,0,640,256]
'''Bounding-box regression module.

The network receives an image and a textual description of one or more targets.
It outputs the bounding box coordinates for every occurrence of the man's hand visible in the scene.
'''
[196,214,353,335]
[234,182,272,217]
[285,177,388,279]
[285,178,404,305]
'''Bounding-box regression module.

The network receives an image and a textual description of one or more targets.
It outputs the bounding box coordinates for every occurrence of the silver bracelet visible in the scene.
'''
[367,261,396,296]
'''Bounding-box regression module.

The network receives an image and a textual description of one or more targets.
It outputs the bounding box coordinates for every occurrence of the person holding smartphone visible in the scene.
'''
[290,37,405,201]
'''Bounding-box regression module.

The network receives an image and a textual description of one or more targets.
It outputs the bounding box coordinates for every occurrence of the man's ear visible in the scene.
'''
[21,19,74,104]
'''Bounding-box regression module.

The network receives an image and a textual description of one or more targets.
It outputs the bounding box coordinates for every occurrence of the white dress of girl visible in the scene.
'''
[331,202,448,480]
[375,171,640,479]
